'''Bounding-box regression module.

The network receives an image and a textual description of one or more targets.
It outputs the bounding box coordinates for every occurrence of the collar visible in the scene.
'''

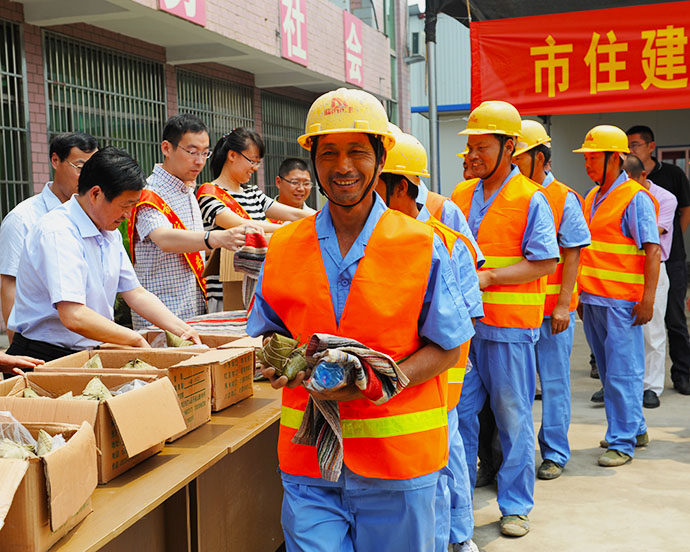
[67,196,102,239]
[477,164,520,202]
[152,164,193,194]
[41,181,63,210]
[416,180,429,204]
[416,204,431,222]
[594,170,628,205]
[542,171,555,187]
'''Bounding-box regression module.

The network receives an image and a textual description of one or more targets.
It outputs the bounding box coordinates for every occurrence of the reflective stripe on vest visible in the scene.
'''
[263,210,448,480]
[451,174,547,329]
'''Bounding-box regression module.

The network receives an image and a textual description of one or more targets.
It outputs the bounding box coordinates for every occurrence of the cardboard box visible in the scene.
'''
[41,350,212,441]
[0,420,98,552]
[223,281,245,311]
[0,373,186,483]
[220,248,244,282]
[218,336,262,350]
[138,330,241,349]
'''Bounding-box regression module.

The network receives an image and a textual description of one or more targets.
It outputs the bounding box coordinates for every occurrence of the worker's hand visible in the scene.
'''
[576,300,584,321]
[550,305,570,335]
[130,332,152,348]
[0,352,44,373]
[632,299,654,326]
[211,226,247,252]
[305,384,364,402]
[179,326,201,345]
[260,365,310,389]
[477,270,493,290]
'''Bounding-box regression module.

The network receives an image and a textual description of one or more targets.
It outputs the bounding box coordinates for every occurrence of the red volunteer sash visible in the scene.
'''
[196,183,252,220]
[127,189,206,297]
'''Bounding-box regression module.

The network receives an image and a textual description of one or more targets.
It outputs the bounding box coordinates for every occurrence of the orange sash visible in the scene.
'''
[196,183,252,220]
[127,189,206,297]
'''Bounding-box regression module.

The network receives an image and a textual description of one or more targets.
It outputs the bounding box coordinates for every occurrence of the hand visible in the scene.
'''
[550,305,571,335]
[0,352,44,373]
[179,326,201,345]
[212,226,247,251]
[305,385,364,402]
[632,299,654,326]
[477,270,493,290]
[260,364,311,389]
[576,300,584,321]
[131,333,152,348]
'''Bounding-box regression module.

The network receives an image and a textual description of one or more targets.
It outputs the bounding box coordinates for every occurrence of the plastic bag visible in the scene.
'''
[306,361,354,393]
[110,379,149,396]
[0,411,36,448]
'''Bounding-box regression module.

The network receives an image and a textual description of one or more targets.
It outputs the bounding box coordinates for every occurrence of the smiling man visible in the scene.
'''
[6,147,200,362]
[274,158,316,213]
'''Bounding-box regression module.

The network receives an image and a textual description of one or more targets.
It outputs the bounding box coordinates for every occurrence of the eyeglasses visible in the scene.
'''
[628,141,650,150]
[175,144,212,160]
[238,151,262,168]
[68,161,85,171]
[279,176,312,188]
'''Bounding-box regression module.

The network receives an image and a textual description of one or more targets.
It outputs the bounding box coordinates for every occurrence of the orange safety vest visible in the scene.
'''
[425,190,447,221]
[262,210,449,480]
[127,189,206,296]
[579,179,659,303]
[540,179,584,316]
[424,215,477,411]
[451,174,547,329]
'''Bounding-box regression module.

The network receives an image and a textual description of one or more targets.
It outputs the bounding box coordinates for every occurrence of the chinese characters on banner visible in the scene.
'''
[281,0,308,66]
[344,11,364,87]
[159,0,206,26]
[470,1,690,114]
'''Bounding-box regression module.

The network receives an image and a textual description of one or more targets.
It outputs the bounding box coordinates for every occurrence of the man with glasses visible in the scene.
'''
[626,125,690,396]
[128,114,246,329]
[0,132,98,343]
[274,158,316,213]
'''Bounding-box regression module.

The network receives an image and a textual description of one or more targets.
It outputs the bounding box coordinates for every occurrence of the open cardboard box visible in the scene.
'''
[0,373,186,484]
[41,349,212,440]
[0,420,97,552]
[138,331,242,349]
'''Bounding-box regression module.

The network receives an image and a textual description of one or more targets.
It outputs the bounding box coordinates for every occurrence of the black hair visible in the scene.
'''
[623,154,646,180]
[279,158,310,178]
[209,128,265,179]
[379,173,418,203]
[626,125,655,143]
[162,114,209,146]
[78,146,146,201]
[533,144,551,166]
[49,132,99,161]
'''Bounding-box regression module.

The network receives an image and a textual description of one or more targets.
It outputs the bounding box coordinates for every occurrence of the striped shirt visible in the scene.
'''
[198,183,274,301]
[131,164,206,329]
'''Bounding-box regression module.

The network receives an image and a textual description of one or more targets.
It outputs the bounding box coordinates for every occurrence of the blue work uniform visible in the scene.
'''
[536,172,591,468]
[581,171,660,457]
[417,204,481,548]
[456,165,559,517]
[248,194,474,552]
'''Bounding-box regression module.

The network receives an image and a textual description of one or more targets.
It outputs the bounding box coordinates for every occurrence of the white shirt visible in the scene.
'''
[9,196,140,349]
[0,182,62,277]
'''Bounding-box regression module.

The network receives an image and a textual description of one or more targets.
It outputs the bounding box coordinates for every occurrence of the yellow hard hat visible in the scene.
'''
[514,120,551,157]
[298,88,396,151]
[572,125,630,154]
[381,125,430,179]
[456,147,469,159]
[458,101,522,138]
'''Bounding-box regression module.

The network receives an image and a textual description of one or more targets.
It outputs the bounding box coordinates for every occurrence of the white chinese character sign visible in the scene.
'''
[281,0,309,66]
[344,11,364,87]
[159,0,206,26]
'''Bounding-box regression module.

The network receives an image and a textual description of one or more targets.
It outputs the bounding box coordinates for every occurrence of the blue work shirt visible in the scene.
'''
[9,196,140,349]
[248,193,473,489]
[417,205,484,320]
[581,171,660,309]
[466,166,559,343]
[417,181,484,268]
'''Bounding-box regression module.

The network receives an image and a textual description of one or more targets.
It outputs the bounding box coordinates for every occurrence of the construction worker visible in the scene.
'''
[513,120,591,480]
[573,125,661,467]
[451,100,559,537]
[375,128,481,552]
[247,88,474,551]
[457,148,477,180]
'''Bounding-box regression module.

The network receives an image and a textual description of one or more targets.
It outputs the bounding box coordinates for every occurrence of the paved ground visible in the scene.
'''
[473,318,690,552]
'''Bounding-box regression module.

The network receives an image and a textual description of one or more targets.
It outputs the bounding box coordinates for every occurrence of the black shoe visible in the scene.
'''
[590,363,599,379]
[673,379,690,395]
[643,389,660,408]
[590,388,604,403]
[475,464,496,488]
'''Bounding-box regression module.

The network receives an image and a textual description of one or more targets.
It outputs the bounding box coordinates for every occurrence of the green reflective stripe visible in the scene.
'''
[448,367,466,384]
[589,240,645,256]
[580,265,645,284]
[546,284,562,294]
[482,291,546,305]
[483,255,523,269]
[280,405,448,438]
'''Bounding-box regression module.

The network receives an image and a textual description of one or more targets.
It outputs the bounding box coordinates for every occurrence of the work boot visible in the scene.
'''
[673,378,690,395]
[643,389,660,409]
[590,363,599,379]
[590,387,604,403]
[599,431,649,449]
[500,515,530,537]
[475,463,496,488]
[537,459,564,480]
[452,540,479,552]
[598,449,632,467]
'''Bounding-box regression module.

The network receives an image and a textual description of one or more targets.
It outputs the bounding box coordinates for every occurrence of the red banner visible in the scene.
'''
[470,1,690,115]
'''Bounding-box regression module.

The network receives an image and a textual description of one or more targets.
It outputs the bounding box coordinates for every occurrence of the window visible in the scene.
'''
[260,92,314,208]
[44,32,167,179]
[0,20,30,219]
[658,147,690,179]
[177,71,254,185]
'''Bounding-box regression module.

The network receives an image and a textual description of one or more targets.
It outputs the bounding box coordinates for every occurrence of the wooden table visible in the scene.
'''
[52,383,284,552]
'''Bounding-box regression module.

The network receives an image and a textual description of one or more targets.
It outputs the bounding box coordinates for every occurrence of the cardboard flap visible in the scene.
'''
[105,377,186,457]
[0,459,29,530]
[0,396,99,427]
[42,421,98,531]
[218,336,262,349]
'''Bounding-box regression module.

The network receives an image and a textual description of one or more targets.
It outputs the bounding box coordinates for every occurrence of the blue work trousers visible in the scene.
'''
[282,476,437,552]
[457,338,536,516]
[535,312,575,467]
[435,406,474,550]
[583,303,646,457]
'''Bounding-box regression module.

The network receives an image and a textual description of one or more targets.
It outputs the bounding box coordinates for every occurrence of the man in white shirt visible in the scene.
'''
[6,146,200,362]
[0,133,99,341]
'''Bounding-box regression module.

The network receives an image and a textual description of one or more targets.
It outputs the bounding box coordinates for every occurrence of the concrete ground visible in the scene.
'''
[473,318,690,552]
